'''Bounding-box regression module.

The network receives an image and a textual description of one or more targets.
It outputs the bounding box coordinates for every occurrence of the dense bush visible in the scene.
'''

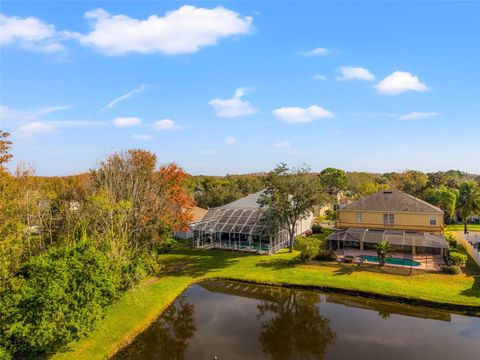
[311,225,323,234]
[445,234,457,248]
[0,240,122,357]
[449,252,467,266]
[156,237,177,253]
[315,248,336,261]
[440,265,461,275]
[295,237,322,262]
[121,250,162,290]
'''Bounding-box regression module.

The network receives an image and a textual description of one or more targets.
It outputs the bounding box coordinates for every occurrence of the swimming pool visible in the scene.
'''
[359,255,421,267]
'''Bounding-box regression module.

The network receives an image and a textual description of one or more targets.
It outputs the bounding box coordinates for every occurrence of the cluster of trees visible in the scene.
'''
[0,131,194,358]
[186,174,263,208]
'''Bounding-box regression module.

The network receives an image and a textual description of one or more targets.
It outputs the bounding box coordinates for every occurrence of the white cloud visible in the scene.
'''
[336,66,375,81]
[100,85,147,111]
[153,118,179,130]
[131,133,153,141]
[201,149,218,155]
[209,88,257,118]
[398,112,439,121]
[0,104,74,122]
[298,47,329,56]
[273,105,335,123]
[273,141,291,148]
[313,74,326,80]
[375,71,429,95]
[76,6,253,55]
[113,116,142,127]
[224,136,237,144]
[15,122,55,137]
[0,14,64,52]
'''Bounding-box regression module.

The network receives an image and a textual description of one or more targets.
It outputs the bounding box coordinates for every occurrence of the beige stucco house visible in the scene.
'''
[327,190,448,261]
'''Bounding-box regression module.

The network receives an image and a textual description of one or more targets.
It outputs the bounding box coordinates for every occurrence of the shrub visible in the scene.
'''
[445,234,457,248]
[121,250,162,289]
[315,248,336,261]
[1,240,122,357]
[156,237,177,253]
[311,225,323,234]
[449,252,467,266]
[440,265,461,275]
[295,237,321,262]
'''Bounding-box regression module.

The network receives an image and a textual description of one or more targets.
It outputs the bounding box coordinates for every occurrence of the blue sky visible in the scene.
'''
[1,1,479,176]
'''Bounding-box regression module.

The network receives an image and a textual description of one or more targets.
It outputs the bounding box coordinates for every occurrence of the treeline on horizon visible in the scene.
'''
[1,129,479,359]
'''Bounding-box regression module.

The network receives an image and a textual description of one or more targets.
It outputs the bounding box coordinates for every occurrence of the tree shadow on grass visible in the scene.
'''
[460,275,480,298]
[332,263,425,277]
[158,248,251,278]
[254,257,298,270]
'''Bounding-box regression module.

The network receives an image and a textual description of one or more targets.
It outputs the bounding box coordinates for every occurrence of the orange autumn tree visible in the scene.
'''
[88,149,194,251]
[157,163,194,234]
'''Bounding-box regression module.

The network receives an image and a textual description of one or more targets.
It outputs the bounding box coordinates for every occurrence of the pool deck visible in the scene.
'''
[335,249,445,271]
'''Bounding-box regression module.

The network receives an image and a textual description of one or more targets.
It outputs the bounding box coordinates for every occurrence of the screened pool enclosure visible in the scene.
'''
[326,228,449,268]
[193,192,312,254]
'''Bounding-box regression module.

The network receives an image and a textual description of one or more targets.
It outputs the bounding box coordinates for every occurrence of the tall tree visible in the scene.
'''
[456,181,480,234]
[259,164,322,252]
[88,149,194,250]
[318,167,347,197]
[423,185,458,222]
[391,170,428,197]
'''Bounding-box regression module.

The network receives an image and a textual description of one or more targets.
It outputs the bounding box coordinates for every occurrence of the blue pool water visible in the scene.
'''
[359,255,421,267]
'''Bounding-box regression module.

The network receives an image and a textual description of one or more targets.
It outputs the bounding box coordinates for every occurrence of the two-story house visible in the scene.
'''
[327,190,448,265]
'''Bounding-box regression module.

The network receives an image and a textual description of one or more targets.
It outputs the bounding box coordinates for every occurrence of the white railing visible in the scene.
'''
[457,234,480,266]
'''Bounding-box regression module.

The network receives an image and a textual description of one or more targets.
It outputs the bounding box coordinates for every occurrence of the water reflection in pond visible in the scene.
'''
[113,280,480,360]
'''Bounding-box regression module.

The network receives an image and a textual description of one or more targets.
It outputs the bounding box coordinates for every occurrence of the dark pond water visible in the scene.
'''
[113,280,480,360]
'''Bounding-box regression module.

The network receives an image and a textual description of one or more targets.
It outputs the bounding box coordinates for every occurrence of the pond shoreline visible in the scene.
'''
[206,277,480,316]
[52,248,480,360]
[105,276,479,360]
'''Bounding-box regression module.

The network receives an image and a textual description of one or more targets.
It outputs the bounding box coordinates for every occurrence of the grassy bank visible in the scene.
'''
[53,240,480,360]
[446,224,480,232]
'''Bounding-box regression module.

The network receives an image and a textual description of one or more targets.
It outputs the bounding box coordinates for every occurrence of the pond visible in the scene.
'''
[113,280,480,360]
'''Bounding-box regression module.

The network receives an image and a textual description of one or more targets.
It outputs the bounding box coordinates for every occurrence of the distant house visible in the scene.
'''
[327,190,448,260]
[174,206,208,240]
[193,191,313,254]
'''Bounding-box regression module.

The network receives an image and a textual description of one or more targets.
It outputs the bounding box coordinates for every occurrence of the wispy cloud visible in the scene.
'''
[99,85,147,112]
[153,118,179,130]
[0,104,74,122]
[224,136,237,144]
[297,47,329,56]
[209,87,257,118]
[201,149,218,155]
[398,112,439,121]
[113,116,142,127]
[131,133,153,141]
[336,66,375,81]
[273,141,291,148]
[313,74,327,81]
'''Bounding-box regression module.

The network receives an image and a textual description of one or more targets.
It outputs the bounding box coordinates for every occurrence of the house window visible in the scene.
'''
[356,212,362,223]
[383,213,394,225]
[430,215,437,226]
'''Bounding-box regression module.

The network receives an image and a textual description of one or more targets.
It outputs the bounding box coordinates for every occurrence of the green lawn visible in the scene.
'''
[446,224,480,232]
[53,237,480,360]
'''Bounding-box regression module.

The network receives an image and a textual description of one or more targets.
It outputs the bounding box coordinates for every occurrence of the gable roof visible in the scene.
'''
[221,190,265,209]
[342,190,443,214]
[192,206,208,223]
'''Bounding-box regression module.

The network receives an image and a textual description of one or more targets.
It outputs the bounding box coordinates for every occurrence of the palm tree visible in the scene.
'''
[374,240,395,266]
[456,181,480,234]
